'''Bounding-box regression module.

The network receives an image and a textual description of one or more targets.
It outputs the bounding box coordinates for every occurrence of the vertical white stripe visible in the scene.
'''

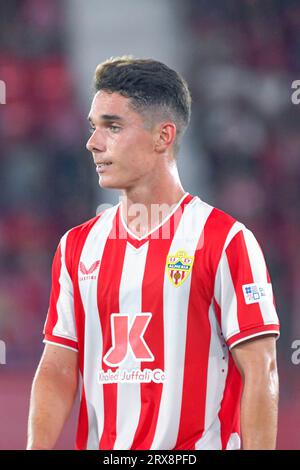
[53,230,77,341]
[214,251,240,341]
[222,222,244,252]
[226,432,241,450]
[243,228,279,325]
[195,302,228,450]
[78,206,118,449]
[114,242,149,450]
[213,221,243,340]
[213,221,244,340]
[150,198,213,450]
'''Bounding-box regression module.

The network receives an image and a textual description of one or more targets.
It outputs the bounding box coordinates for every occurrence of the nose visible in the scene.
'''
[86,129,106,153]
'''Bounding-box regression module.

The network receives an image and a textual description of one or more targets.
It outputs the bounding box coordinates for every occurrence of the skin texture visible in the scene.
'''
[86,91,185,236]
[231,335,279,449]
[27,91,279,449]
[27,344,78,450]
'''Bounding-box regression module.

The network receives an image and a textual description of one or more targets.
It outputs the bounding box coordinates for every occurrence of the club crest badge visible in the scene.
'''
[166,250,194,287]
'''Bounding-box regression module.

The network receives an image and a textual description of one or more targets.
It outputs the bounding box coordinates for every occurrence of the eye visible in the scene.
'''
[88,125,95,134]
[109,125,121,133]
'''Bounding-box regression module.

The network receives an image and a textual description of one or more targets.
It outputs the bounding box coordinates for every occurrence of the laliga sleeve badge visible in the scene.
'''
[242,283,273,305]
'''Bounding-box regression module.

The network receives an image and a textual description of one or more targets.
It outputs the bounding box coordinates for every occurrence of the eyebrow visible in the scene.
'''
[87,114,125,123]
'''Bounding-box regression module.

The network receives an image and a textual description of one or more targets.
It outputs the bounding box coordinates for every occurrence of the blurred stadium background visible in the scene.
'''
[0,0,299,449]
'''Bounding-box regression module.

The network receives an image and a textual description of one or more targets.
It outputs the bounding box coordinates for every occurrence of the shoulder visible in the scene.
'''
[192,196,243,241]
[60,204,119,249]
[191,197,253,267]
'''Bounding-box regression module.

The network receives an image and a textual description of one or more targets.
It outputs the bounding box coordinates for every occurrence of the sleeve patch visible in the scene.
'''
[242,283,273,305]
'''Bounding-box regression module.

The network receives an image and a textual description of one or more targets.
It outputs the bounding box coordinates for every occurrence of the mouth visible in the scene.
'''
[96,162,112,174]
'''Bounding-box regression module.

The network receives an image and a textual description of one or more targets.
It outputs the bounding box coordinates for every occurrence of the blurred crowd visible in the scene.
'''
[0,0,94,365]
[0,0,299,369]
[185,0,300,360]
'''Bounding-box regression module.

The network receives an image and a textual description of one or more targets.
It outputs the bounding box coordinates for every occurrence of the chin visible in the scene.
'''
[98,177,124,190]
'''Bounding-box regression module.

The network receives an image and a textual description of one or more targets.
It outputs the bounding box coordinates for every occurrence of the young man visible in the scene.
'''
[27,56,280,450]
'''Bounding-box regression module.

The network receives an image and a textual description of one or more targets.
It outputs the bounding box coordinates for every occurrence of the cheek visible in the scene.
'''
[128,135,154,163]
[127,152,154,173]
[110,132,155,171]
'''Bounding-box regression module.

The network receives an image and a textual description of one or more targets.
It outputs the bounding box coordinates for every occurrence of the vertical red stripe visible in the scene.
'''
[130,197,191,449]
[175,237,211,448]
[98,214,127,450]
[176,208,236,449]
[226,231,264,330]
[75,383,89,450]
[218,354,242,449]
[130,237,171,449]
[44,243,62,335]
[67,215,102,449]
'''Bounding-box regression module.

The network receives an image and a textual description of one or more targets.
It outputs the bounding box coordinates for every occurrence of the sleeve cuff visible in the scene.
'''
[44,333,78,351]
[227,324,280,350]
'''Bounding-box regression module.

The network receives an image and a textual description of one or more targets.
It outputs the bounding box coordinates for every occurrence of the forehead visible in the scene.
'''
[89,90,135,120]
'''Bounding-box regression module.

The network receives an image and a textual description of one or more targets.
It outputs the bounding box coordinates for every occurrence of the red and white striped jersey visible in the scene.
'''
[43,193,280,450]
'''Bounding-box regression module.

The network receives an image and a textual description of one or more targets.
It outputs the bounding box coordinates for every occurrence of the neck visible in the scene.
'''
[120,162,186,237]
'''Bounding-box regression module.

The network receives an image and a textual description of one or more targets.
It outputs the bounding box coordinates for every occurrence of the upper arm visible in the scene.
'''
[231,334,278,379]
[37,343,79,384]
[43,232,78,352]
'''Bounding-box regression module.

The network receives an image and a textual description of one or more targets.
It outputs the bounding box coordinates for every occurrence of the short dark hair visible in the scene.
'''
[94,55,192,154]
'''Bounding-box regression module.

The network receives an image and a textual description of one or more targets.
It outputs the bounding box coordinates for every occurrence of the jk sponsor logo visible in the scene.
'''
[100,313,166,383]
[103,313,154,366]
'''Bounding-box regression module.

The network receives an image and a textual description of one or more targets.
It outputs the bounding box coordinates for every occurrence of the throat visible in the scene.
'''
[120,191,189,240]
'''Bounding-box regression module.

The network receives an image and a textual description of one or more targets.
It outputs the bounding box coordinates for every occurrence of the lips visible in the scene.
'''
[96,162,112,174]
[96,161,112,167]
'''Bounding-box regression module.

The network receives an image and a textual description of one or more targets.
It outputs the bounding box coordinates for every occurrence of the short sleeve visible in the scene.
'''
[43,231,78,352]
[214,225,280,350]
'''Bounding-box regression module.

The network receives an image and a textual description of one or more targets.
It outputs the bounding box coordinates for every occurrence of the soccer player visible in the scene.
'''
[27,57,280,450]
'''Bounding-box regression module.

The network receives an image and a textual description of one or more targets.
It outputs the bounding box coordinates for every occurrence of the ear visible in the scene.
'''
[154,122,177,153]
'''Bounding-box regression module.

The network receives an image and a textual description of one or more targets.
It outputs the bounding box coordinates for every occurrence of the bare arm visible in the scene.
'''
[27,343,79,450]
[231,335,279,450]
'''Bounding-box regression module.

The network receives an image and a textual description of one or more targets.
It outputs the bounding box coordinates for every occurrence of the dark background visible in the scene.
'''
[0,0,299,449]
